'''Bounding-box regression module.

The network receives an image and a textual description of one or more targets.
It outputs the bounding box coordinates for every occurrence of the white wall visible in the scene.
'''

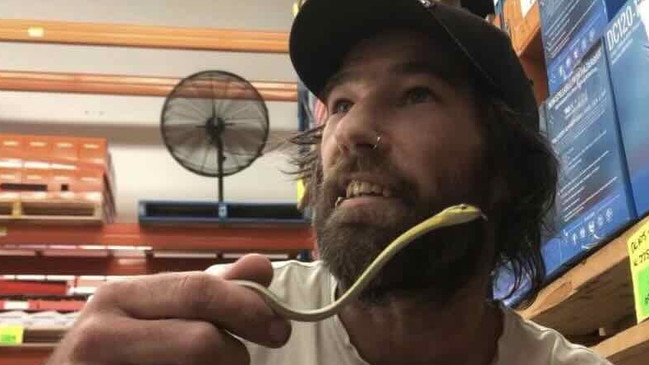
[0,0,295,30]
[0,0,300,222]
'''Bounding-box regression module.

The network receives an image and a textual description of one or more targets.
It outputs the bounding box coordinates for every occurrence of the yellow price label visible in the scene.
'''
[0,326,24,345]
[627,219,649,323]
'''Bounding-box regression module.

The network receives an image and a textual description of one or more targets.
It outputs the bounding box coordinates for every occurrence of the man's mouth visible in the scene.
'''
[335,180,393,207]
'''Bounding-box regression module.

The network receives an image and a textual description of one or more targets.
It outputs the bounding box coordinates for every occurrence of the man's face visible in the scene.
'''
[313,30,493,302]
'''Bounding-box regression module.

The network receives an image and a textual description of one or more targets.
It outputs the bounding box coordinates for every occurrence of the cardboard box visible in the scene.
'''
[78,138,108,166]
[24,135,52,161]
[605,0,649,217]
[21,168,51,189]
[50,169,76,192]
[540,0,626,94]
[0,168,22,186]
[51,137,79,162]
[0,135,25,159]
[74,167,105,192]
[546,40,636,264]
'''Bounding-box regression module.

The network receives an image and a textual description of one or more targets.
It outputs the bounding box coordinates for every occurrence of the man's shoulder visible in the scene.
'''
[498,306,611,364]
[205,259,327,278]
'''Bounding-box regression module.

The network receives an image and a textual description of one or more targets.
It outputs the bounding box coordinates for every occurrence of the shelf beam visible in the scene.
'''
[0,223,313,251]
[0,71,298,102]
[518,216,647,336]
[0,19,288,53]
[0,254,300,275]
[592,320,649,365]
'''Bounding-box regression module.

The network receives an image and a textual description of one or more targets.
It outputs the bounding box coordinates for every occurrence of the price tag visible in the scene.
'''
[0,326,24,345]
[627,220,649,323]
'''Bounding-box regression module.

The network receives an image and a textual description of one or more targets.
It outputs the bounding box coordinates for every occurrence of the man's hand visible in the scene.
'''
[47,254,292,365]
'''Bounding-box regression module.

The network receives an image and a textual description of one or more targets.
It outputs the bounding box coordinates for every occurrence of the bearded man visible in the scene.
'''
[47,1,611,364]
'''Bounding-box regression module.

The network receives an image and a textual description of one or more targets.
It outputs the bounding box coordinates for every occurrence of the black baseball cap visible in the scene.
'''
[289,0,539,130]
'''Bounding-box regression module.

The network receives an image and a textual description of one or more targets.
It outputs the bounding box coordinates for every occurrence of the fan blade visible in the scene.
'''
[226,103,261,120]
[222,118,267,127]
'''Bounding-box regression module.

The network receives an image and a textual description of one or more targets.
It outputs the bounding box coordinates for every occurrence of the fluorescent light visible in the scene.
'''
[27,26,45,37]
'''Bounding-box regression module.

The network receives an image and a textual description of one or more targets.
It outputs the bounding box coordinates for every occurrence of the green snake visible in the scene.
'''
[231,204,486,322]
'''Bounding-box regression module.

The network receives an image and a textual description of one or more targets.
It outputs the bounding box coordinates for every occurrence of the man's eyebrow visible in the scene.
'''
[390,60,457,84]
[321,60,459,99]
[321,70,362,101]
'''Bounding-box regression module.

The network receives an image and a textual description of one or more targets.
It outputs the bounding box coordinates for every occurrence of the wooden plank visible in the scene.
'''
[592,320,649,365]
[0,196,106,224]
[0,71,298,102]
[518,216,649,336]
[512,1,541,58]
[0,19,288,53]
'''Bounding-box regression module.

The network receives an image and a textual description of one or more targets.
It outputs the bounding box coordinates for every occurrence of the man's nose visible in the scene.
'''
[333,99,383,154]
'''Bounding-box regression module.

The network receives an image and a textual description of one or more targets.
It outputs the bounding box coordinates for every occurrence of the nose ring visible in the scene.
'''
[372,135,382,150]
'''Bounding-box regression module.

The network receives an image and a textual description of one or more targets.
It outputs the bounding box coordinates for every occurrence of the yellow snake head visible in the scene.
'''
[433,204,487,227]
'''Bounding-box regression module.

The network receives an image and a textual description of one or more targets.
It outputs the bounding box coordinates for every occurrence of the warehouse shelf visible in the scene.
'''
[0,196,108,224]
[519,215,643,337]
[0,222,313,251]
[0,250,303,275]
[592,319,649,365]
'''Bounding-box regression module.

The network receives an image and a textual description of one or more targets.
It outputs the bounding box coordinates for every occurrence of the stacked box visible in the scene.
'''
[540,0,626,94]
[0,134,116,222]
[546,40,635,263]
[604,0,649,218]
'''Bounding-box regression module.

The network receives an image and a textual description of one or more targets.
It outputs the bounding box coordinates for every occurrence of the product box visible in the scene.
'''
[540,0,625,94]
[0,134,25,159]
[605,0,649,217]
[546,40,636,264]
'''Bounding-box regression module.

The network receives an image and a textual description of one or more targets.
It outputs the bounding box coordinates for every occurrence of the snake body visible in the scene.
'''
[231,204,486,322]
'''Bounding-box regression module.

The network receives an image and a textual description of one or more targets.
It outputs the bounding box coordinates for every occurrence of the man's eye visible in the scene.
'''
[331,99,353,114]
[403,87,435,104]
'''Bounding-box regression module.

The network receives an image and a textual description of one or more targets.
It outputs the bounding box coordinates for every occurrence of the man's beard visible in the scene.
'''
[313,153,488,305]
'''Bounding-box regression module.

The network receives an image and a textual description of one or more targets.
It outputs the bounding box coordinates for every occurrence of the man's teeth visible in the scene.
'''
[345,180,392,199]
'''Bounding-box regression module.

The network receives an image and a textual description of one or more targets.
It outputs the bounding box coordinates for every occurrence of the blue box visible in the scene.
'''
[546,40,636,263]
[540,0,625,94]
[605,0,649,218]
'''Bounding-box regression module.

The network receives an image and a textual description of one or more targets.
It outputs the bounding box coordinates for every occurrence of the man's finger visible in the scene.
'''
[60,316,249,365]
[221,253,274,285]
[90,260,290,347]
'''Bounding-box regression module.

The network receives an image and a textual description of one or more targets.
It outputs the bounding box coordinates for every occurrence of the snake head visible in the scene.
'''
[439,204,487,224]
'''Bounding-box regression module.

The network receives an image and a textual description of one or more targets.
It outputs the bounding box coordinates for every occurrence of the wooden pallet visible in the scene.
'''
[0,197,107,224]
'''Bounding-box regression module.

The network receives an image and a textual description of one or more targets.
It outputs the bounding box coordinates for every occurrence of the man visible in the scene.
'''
[48,1,611,364]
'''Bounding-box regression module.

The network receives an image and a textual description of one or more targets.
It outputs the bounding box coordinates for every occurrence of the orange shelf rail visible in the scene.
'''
[0,19,288,53]
[0,223,314,251]
[0,70,298,102]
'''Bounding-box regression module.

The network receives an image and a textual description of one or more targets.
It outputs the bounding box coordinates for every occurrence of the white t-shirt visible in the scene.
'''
[207,260,610,365]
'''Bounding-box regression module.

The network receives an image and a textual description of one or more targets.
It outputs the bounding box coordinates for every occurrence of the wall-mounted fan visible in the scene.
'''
[160,70,270,203]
